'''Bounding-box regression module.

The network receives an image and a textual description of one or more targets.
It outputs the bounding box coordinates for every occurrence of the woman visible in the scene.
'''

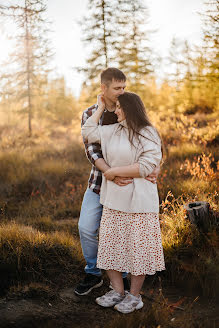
[82,92,165,314]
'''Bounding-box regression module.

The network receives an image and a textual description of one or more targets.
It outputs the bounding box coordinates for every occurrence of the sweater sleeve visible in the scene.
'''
[138,127,162,178]
[81,110,103,165]
[81,116,101,144]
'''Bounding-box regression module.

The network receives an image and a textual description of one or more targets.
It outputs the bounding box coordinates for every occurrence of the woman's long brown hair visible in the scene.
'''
[118,92,160,148]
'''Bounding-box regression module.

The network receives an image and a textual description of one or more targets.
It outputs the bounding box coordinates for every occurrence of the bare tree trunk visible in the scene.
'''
[101,0,108,68]
[25,0,32,137]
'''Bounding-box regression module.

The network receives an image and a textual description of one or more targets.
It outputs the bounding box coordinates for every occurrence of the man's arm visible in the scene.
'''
[95,158,110,173]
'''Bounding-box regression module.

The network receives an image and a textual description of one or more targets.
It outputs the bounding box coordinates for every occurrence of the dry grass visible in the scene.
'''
[159,191,219,298]
[0,221,83,295]
[0,136,89,219]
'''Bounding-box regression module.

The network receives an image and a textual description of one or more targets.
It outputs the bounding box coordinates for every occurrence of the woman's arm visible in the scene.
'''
[89,95,105,123]
[81,95,105,143]
[138,128,162,178]
[104,164,140,181]
[104,127,162,181]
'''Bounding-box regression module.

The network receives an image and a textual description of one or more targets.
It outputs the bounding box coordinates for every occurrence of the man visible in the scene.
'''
[75,68,158,296]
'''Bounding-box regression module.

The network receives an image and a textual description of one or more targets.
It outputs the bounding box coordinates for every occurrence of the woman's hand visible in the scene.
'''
[97,94,106,112]
[104,168,117,181]
[145,165,160,184]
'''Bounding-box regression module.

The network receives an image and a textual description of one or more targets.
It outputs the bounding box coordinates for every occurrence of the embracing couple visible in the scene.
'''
[75,68,165,314]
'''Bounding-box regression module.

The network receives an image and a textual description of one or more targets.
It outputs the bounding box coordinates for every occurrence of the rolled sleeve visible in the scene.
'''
[81,117,101,144]
[138,127,162,178]
[85,143,103,165]
[138,150,161,178]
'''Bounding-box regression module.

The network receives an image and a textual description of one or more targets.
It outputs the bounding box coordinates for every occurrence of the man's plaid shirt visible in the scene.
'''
[81,104,118,194]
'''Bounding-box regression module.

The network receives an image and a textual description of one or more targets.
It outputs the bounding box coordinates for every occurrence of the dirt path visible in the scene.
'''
[0,279,218,328]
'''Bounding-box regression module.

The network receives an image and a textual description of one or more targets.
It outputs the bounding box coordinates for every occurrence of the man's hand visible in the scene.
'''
[113,177,133,186]
[145,166,160,184]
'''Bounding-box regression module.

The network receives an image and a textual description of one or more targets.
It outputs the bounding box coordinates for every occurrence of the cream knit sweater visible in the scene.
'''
[82,117,162,213]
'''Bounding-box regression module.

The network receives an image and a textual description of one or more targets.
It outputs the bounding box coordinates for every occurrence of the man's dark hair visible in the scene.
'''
[101,67,126,85]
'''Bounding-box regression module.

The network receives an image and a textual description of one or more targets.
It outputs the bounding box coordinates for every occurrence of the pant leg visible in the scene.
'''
[78,188,103,276]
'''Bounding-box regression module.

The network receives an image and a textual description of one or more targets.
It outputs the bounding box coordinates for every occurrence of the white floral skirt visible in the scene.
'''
[97,206,165,276]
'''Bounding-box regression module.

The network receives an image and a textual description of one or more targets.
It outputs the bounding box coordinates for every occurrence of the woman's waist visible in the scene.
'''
[100,178,159,213]
[102,178,158,194]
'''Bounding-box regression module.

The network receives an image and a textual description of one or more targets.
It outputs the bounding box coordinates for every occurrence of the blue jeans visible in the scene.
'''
[78,188,103,276]
[78,188,127,278]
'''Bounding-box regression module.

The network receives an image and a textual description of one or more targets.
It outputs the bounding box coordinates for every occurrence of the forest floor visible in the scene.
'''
[0,243,218,328]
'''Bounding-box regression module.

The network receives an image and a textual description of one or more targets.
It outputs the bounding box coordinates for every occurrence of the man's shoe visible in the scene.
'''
[109,277,130,291]
[96,289,125,307]
[114,292,144,314]
[74,274,103,296]
[123,277,130,291]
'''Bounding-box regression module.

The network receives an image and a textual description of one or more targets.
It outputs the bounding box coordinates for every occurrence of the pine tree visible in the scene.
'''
[179,41,196,109]
[44,77,79,125]
[190,0,219,112]
[205,0,219,110]
[114,0,154,94]
[78,0,116,85]
[167,38,184,87]
[79,0,155,101]
[202,0,219,82]
[0,0,53,136]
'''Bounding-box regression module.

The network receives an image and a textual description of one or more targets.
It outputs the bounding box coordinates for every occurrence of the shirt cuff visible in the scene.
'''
[91,152,103,162]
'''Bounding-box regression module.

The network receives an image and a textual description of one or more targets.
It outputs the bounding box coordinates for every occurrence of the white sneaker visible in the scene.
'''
[114,292,144,313]
[96,289,125,307]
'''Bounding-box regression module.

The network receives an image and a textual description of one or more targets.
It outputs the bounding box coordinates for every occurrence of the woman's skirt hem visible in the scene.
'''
[97,265,166,276]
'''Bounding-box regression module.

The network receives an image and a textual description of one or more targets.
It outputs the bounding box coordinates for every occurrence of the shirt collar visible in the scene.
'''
[119,119,128,128]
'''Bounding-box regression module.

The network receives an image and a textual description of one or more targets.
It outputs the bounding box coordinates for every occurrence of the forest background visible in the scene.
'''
[0,1,218,327]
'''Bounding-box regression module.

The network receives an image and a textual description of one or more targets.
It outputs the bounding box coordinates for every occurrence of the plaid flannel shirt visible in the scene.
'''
[81,104,118,194]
